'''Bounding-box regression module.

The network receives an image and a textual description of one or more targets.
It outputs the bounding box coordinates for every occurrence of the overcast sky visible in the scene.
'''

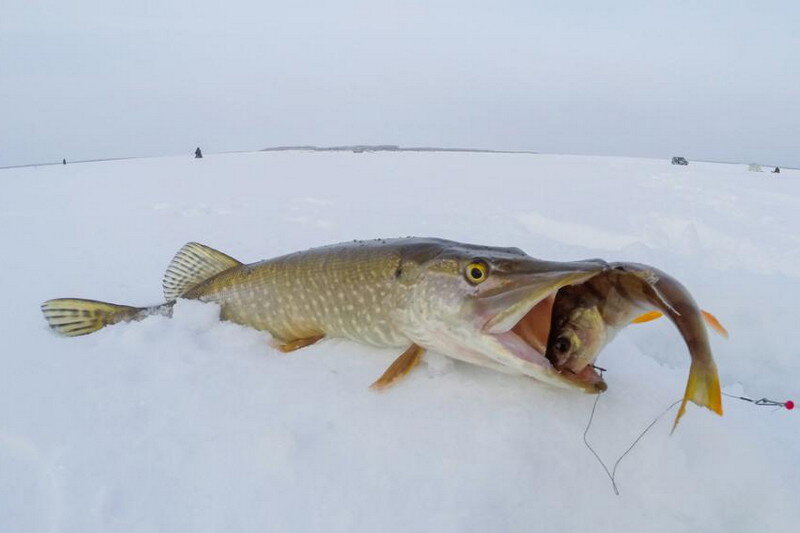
[2,1,798,167]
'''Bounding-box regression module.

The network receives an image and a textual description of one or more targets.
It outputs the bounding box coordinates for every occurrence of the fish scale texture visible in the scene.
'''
[1,151,798,533]
[185,240,413,345]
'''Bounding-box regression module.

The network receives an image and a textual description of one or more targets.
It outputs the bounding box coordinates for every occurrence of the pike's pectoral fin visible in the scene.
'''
[370,344,425,391]
[672,361,723,431]
[163,242,242,302]
[276,334,325,353]
[631,309,729,338]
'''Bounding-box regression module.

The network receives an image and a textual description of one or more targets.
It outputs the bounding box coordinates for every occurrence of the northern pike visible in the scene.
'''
[543,263,724,428]
[42,238,610,392]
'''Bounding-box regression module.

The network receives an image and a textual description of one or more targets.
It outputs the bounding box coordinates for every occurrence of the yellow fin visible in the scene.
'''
[41,298,142,337]
[632,309,729,339]
[701,310,729,339]
[162,242,242,302]
[276,334,325,353]
[673,361,723,431]
[631,311,663,323]
[370,344,425,391]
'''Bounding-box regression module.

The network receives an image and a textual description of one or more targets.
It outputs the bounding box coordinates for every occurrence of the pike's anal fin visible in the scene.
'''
[276,334,325,353]
[370,344,425,391]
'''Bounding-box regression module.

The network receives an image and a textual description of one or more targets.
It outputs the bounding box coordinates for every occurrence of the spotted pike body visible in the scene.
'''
[185,240,438,347]
[42,238,609,392]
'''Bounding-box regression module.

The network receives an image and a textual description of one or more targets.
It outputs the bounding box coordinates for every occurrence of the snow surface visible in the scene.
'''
[1,151,798,532]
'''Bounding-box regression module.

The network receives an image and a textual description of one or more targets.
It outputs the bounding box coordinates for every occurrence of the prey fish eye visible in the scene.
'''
[553,336,571,354]
[465,261,488,284]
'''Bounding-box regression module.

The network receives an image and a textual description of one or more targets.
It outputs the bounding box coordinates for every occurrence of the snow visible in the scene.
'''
[1,151,798,532]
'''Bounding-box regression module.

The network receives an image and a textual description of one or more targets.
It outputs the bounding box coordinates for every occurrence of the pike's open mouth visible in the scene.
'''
[498,291,606,393]
[475,261,608,393]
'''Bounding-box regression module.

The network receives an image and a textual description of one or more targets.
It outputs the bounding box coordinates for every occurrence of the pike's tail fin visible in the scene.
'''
[41,298,144,337]
[673,361,723,431]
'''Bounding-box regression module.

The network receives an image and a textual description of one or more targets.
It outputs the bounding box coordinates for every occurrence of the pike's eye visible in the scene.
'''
[553,336,571,355]
[465,261,488,284]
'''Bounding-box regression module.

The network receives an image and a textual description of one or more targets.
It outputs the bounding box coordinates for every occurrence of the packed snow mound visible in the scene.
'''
[1,151,798,532]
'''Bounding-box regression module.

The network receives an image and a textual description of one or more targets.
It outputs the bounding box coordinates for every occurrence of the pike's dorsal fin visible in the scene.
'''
[163,242,242,301]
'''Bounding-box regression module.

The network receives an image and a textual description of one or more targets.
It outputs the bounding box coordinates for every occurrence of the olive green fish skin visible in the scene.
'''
[184,239,425,346]
[183,238,577,345]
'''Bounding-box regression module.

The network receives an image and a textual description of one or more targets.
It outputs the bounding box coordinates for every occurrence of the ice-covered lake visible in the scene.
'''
[2,151,797,532]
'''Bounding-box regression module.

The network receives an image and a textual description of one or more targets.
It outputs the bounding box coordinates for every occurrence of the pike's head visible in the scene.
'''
[396,241,608,393]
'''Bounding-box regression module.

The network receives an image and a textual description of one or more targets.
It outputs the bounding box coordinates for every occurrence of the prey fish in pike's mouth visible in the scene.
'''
[507,293,608,391]
[40,237,609,393]
[544,263,726,429]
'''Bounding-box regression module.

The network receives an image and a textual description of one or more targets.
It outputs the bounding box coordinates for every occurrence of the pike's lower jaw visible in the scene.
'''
[561,365,607,392]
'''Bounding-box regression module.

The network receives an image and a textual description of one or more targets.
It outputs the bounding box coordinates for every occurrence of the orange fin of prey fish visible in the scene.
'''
[163,242,242,302]
[673,361,723,431]
[632,309,729,338]
[277,334,326,353]
[41,298,142,337]
[700,310,729,338]
[370,344,425,391]
[631,311,663,324]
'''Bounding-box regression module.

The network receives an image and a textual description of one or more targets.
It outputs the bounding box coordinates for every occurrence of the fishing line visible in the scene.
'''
[584,378,795,495]
[721,392,794,411]
[583,390,680,496]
